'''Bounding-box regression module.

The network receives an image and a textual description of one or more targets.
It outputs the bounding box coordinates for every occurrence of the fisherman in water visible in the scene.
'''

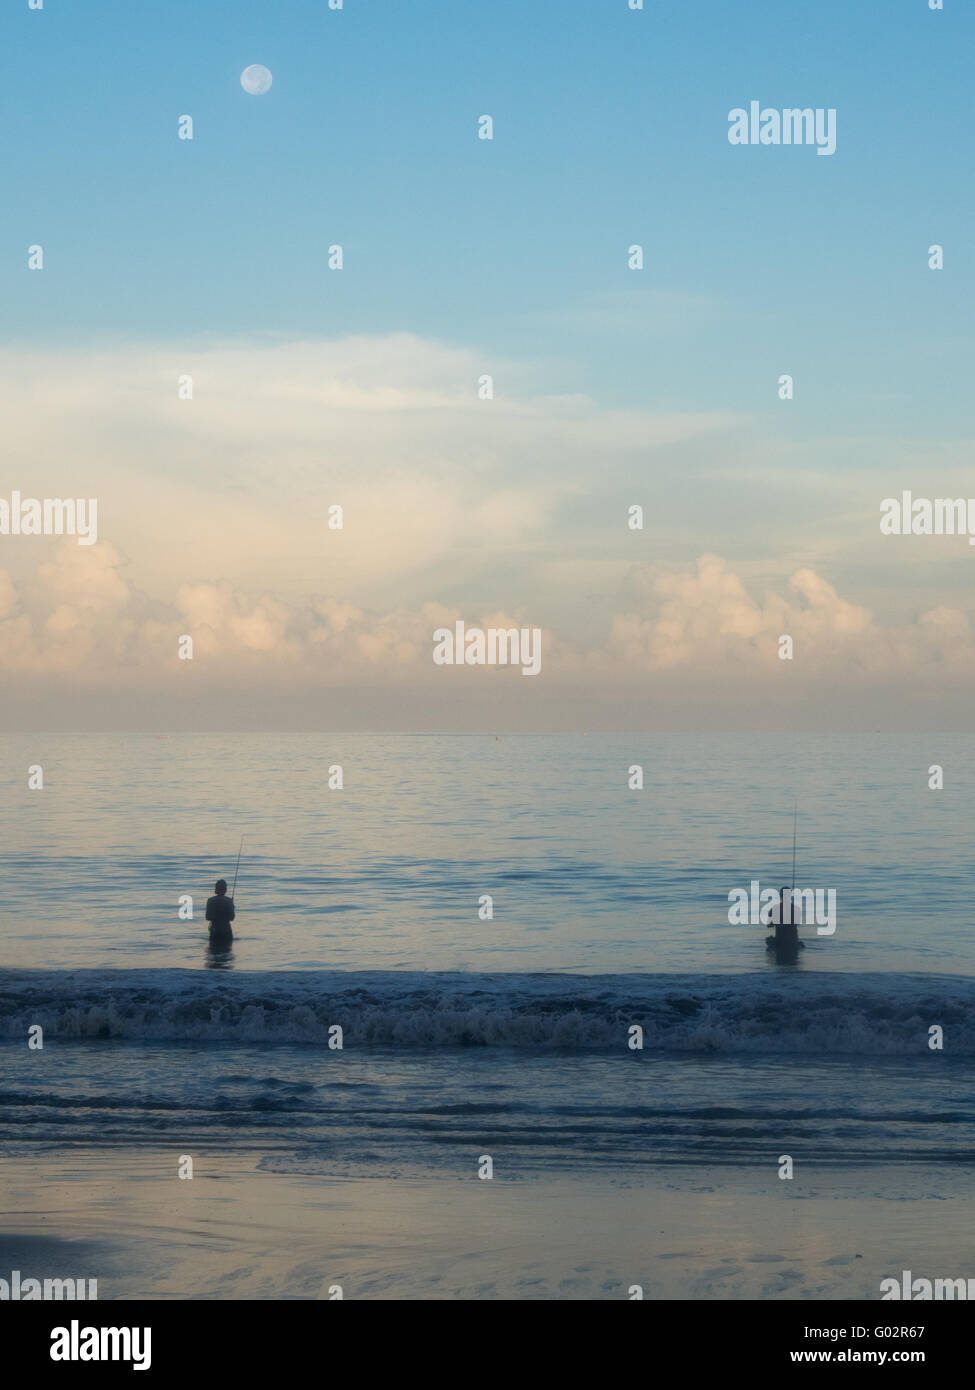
[206,878,235,943]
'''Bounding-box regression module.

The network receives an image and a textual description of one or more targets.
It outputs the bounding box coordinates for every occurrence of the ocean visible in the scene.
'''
[4,731,973,975]
[2,733,973,1297]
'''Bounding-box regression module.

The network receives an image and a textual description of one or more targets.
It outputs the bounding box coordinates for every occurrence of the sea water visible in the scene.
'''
[2,733,973,1180]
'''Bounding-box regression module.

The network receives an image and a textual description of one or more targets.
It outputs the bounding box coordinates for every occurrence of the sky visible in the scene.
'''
[1,0,973,730]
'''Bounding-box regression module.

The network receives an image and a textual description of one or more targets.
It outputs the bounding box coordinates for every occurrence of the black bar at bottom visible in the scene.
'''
[2,1298,967,1375]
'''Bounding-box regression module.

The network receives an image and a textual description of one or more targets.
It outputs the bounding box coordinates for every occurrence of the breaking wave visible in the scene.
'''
[1,967,972,1056]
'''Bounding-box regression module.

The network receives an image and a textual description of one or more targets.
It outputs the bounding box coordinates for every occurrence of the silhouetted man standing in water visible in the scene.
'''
[206,878,235,943]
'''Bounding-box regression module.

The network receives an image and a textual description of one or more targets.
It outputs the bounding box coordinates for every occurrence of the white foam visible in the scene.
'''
[1,967,972,1054]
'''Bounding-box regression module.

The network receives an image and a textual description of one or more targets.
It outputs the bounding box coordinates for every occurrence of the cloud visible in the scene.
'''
[2,545,975,706]
[0,334,741,614]
[0,543,138,675]
[2,333,975,723]
[607,554,972,680]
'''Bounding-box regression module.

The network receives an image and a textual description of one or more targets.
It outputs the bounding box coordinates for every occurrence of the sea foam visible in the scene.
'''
[1,968,972,1055]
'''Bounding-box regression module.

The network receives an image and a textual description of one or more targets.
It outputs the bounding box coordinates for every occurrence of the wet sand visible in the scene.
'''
[1,1153,971,1300]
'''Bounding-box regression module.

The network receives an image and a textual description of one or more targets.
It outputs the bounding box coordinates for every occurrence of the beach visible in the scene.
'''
[1,1153,969,1301]
[3,733,975,1301]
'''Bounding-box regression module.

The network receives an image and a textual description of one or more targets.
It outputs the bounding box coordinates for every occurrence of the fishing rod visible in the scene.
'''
[791,804,798,891]
[231,834,245,901]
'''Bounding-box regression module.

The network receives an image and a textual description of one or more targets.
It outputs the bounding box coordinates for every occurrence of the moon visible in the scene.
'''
[240,64,272,96]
